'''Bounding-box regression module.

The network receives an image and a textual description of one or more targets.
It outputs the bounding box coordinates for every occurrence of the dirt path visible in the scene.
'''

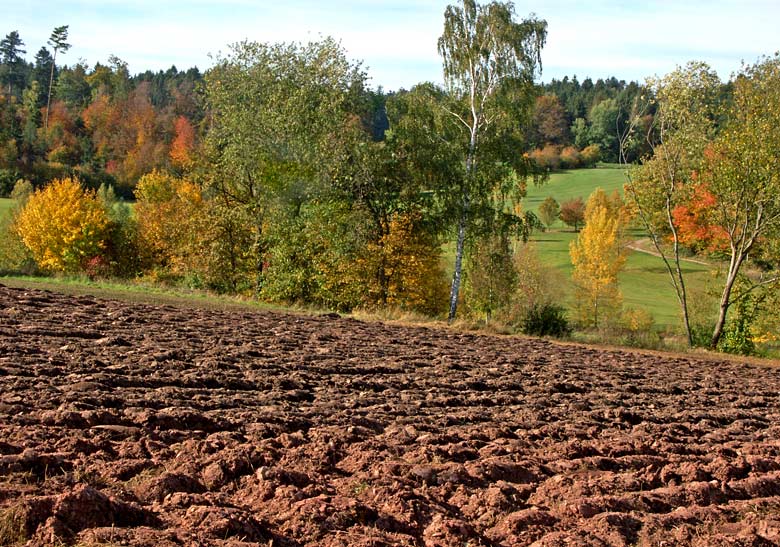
[627,238,711,266]
[1,283,779,546]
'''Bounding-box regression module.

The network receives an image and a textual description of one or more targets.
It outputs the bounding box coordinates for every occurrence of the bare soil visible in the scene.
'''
[1,283,779,547]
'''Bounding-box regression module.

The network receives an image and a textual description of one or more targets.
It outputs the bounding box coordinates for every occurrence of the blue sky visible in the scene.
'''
[7,0,780,90]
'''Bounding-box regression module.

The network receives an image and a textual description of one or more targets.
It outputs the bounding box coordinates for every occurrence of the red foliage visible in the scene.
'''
[672,182,729,253]
[170,116,195,169]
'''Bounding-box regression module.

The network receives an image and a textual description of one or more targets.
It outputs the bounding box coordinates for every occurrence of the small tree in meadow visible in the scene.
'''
[538,196,560,227]
[569,190,627,328]
[559,197,585,231]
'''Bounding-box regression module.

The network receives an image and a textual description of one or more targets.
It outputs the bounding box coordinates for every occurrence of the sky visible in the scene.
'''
[6,0,780,91]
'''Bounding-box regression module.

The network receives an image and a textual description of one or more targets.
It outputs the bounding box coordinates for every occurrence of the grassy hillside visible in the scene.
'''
[529,229,715,331]
[525,165,627,225]
[518,166,719,332]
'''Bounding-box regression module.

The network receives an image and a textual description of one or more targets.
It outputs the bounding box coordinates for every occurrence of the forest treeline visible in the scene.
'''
[0,24,707,197]
[1,2,779,355]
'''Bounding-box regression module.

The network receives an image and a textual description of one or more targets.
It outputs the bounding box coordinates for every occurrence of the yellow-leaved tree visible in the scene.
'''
[15,177,110,272]
[569,188,627,328]
[134,169,207,278]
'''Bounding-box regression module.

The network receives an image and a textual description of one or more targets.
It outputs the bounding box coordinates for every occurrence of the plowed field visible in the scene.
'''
[1,284,779,546]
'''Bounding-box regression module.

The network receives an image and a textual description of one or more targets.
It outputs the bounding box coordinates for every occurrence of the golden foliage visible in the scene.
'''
[134,169,207,276]
[570,189,627,328]
[15,177,109,272]
[362,213,448,316]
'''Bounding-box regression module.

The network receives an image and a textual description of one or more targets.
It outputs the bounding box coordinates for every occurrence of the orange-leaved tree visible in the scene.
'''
[169,115,196,171]
[15,177,110,272]
[671,180,729,254]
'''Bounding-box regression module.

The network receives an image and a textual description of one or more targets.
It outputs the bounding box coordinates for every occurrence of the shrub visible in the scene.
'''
[559,146,582,168]
[521,304,571,338]
[581,144,601,166]
[529,144,561,171]
[618,307,661,348]
[15,177,110,272]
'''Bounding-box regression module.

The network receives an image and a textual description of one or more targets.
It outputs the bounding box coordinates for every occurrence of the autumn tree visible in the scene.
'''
[169,115,195,171]
[570,189,627,328]
[623,61,721,346]
[44,25,70,130]
[15,177,109,272]
[133,169,206,277]
[559,197,585,231]
[538,196,559,227]
[699,55,780,348]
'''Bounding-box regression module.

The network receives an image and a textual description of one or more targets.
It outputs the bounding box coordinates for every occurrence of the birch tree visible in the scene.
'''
[703,55,780,348]
[437,0,546,322]
[622,62,720,346]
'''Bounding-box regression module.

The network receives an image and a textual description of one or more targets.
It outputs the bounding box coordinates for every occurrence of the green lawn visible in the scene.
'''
[529,229,715,331]
[525,165,627,227]
[0,198,13,220]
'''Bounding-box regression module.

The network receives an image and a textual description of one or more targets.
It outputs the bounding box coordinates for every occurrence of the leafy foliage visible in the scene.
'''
[15,177,109,272]
[570,189,627,328]
[538,196,559,227]
[559,197,585,231]
[133,169,206,278]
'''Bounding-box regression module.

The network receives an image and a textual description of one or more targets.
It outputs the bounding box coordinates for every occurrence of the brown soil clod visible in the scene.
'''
[1,283,780,546]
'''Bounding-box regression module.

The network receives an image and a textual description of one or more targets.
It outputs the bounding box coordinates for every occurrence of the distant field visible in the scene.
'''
[531,229,714,329]
[521,166,717,331]
[525,165,627,227]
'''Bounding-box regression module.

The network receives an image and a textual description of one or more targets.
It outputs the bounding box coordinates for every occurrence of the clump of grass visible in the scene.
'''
[0,505,27,546]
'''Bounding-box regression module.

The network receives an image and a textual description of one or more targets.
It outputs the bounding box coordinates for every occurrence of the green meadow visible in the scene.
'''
[518,164,717,332]
[525,164,627,221]
[0,198,13,219]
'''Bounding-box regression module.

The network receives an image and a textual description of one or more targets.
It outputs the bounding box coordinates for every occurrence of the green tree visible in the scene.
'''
[465,232,516,324]
[202,38,368,294]
[32,47,53,107]
[45,25,70,130]
[701,55,780,348]
[587,98,619,161]
[538,196,559,227]
[623,61,721,346]
[0,30,27,98]
[437,0,547,322]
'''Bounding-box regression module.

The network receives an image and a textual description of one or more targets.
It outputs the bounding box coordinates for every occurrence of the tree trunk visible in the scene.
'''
[710,253,744,349]
[448,126,478,324]
[448,208,467,323]
[666,194,693,346]
[45,50,57,130]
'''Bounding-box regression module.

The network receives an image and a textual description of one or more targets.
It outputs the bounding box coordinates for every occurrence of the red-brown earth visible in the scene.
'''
[1,283,779,547]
